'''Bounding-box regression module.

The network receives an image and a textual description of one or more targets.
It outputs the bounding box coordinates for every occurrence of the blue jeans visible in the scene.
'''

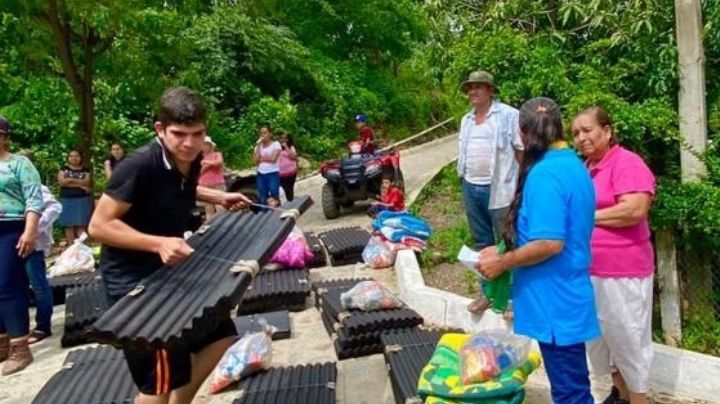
[26,250,53,334]
[256,171,280,206]
[539,341,594,404]
[461,179,508,250]
[0,221,30,338]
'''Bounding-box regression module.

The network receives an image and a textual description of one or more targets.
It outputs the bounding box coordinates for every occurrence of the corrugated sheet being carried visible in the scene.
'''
[62,278,109,348]
[231,362,337,404]
[317,227,371,266]
[237,268,311,314]
[88,196,312,349]
[32,345,136,404]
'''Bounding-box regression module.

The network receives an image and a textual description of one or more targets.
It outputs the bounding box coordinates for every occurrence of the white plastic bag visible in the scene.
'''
[340,280,403,311]
[208,321,276,394]
[459,330,532,385]
[362,235,396,269]
[48,233,95,278]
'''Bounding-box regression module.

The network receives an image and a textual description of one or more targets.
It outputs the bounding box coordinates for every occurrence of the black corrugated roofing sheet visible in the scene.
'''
[32,345,136,404]
[88,196,312,349]
[48,272,101,305]
[62,278,109,348]
[317,227,371,266]
[380,329,452,404]
[304,232,327,268]
[233,310,291,340]
[231,362,337,404]
[237,268,311,314]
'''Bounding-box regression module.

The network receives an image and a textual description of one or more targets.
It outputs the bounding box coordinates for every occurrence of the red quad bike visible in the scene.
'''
[319,140,404,219]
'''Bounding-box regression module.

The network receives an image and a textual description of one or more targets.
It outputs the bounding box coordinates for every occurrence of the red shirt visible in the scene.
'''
[383,186,405,210]
[360,126,376,153]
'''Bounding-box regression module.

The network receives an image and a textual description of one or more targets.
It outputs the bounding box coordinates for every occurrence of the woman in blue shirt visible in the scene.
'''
[476,98,600,403]
[0,117,43,375]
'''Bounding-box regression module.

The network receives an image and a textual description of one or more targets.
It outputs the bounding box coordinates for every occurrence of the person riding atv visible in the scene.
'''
[354,113,376,155]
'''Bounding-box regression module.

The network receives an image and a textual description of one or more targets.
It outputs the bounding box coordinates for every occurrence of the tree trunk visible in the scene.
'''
[656,229,682,347]
[675,0,707,181]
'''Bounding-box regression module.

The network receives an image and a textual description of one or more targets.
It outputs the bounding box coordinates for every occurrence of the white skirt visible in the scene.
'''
[586,275,654,393]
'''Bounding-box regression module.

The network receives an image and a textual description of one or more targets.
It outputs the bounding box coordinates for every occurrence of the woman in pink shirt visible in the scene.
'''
[572,107,656,404]
[199,136,226,219]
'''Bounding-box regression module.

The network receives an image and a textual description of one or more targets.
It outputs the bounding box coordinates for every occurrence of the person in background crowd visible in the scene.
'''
[103,141,125,179]
[0,117,43,375]
[277,130,298,202]
[457,70,524,315]
[89,87,251,403]
[17,151,62,345]
[354,113,376,154]
[199,136,226,219]
[57,149,92,244]
[573,107,656,404]
[476,98,599,403]
[253,124,281,207]
[367,174,405,218]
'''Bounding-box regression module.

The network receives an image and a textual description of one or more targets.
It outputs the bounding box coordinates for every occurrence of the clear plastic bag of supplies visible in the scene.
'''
[340,280,403,311]
[459,330,532,385]
[362,235,396,269]
[48,233,95,278]
[270,225,314,268]
[208,320,276,394]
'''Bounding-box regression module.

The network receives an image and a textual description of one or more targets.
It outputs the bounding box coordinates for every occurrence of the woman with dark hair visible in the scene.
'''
[103,141,125,179]
[57,148,92,244]
[253,124,281,206]
[0,117,43,374]
[476,98,600,403]
[277,130,298,201]
[573,107,656,404]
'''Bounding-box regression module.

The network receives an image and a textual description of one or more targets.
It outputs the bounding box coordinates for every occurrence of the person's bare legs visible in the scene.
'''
[135,393,169,404]
[64,227,75,245]
[170,336,234,404]
[612,372,647,404]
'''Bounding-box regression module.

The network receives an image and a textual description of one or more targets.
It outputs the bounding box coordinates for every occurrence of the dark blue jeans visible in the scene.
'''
[256,171,280,206]
[26,250,53,334]
[0,220,30,338]
[539,341,594,404]
[461,179,508,250]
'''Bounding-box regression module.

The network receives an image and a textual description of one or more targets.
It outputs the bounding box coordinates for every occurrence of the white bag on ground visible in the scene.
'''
[48,233,95,278]
[340,280,403,311]
[362,235,396,269]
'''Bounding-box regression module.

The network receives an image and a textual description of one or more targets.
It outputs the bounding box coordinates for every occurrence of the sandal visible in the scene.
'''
[28,330,50,345]
[467,297,491,314]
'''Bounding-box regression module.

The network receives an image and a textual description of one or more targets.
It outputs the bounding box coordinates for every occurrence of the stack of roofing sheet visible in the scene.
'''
[317,227,371,266]
[48,271,100,305]
[233,310,291,340]
[231,363,337,404]
[61,278,109,348]
[316,280,423,360]
[237,268,311,314]
[380,328,453,404]
[88,196,312,349]
[304,231,327,268]
[32,346,136,404]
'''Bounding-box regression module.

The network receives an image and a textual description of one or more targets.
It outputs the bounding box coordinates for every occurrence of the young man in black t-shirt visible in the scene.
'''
[89,87,251,404]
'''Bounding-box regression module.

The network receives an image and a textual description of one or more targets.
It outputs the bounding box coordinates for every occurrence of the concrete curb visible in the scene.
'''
[394,249,720,402]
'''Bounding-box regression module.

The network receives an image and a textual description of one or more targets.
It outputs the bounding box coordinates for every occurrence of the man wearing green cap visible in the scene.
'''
[457,70,524,314]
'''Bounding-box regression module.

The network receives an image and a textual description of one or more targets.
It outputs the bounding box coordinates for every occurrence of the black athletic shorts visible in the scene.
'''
[121,317,237,395]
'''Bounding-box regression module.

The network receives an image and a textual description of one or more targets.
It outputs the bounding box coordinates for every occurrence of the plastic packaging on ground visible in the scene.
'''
[459,330,531,385]
[270,225,314,269]
[340,280,403,311]
[208,321,276,394]
[362,235,396,269]
[48,233,95,278]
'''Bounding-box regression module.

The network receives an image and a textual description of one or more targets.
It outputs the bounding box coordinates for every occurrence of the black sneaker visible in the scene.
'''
[600,386,629,404]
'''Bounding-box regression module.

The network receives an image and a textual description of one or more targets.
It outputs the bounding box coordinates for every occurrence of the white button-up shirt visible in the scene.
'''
[457,100,523,209]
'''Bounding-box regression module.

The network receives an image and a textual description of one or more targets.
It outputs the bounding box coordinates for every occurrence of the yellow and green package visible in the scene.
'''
[417,333,541,404]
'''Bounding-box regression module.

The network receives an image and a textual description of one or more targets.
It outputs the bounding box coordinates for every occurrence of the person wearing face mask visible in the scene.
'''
[572,106,656,404]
